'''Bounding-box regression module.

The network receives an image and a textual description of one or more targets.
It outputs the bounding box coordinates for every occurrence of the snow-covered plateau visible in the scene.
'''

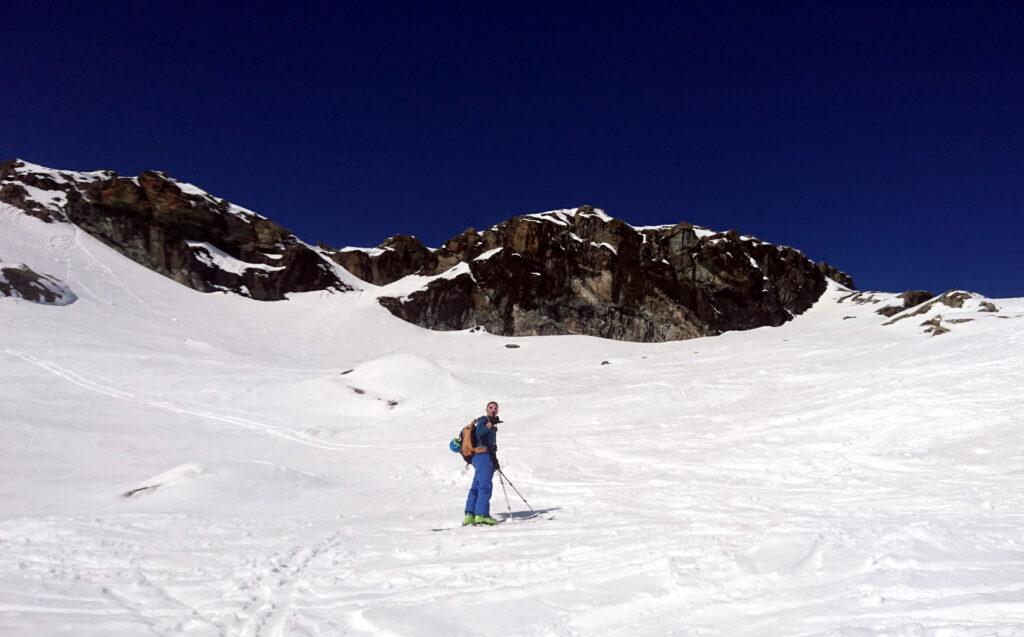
[2,202,1023,636]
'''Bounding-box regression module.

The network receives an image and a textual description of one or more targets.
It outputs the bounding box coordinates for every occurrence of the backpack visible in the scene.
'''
[449,418,486,465]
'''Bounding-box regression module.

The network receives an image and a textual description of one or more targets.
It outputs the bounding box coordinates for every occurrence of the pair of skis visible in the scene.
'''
[430,511,555,532]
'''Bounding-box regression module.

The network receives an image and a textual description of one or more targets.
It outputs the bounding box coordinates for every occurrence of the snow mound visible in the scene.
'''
[121,461,331,513]
[121,462,206,497]
[341,353,471,404]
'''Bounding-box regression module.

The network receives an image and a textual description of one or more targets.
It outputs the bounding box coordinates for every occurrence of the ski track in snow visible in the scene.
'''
[2,348,426,453]
[71,223,162,317]
[3,204,1024,635]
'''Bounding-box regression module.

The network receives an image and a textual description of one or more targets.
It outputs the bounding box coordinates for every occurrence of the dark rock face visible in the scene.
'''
[346,206,856,341]
[0,159,352,300]
[0,260,77,305]
[899,290,935,308]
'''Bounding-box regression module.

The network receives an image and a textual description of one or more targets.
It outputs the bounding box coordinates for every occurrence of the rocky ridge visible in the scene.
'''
[335,206,856,341]
[0,158,896,342]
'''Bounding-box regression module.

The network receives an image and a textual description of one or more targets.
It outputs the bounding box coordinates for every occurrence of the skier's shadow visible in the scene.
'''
[498,506,560,521]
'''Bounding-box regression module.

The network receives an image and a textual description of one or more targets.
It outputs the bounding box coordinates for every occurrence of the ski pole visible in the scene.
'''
[497,469,536,513]
[497,471,514,524]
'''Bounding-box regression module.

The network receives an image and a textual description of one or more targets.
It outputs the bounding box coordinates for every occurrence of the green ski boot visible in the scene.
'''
[474,514,499,526]
[462,513,476,526]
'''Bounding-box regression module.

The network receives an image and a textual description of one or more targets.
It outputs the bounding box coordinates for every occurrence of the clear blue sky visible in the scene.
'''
[4,2,1022,296]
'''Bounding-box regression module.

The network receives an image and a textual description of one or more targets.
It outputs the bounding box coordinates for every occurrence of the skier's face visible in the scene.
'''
[486,402,499,417]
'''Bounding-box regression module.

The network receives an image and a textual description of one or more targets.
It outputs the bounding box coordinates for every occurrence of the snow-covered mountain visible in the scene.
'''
[2,159,863,341]
[2,163,1023,635]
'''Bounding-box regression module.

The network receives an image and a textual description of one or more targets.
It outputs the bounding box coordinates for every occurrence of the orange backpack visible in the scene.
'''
[451,418,487,465]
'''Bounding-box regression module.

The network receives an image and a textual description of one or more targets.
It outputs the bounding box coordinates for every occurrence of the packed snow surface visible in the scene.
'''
[2,203,1024,635]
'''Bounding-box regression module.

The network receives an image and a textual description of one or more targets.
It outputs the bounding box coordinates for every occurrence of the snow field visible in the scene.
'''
[2,204,1024,635]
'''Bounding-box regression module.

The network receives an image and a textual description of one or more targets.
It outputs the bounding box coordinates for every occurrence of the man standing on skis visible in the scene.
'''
[463,401,501,526]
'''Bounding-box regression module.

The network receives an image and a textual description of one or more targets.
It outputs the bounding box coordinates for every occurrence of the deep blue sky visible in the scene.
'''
[4,2,1022,296]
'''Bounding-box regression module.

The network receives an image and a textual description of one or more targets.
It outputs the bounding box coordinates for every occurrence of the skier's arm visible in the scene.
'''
[479,416,499,467]
[476,416,499,453]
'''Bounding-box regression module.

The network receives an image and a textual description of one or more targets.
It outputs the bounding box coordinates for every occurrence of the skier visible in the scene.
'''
[463,401,501,526]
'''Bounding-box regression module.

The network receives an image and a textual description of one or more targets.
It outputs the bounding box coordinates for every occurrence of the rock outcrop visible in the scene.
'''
[882,290,1003,336]
[876,290,935,317]
[0,260,77,305]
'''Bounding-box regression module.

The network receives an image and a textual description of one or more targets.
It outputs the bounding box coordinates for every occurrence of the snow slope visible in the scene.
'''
[2,203,1024,636]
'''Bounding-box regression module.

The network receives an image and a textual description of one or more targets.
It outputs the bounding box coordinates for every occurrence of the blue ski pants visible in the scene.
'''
[464,453,494,516]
